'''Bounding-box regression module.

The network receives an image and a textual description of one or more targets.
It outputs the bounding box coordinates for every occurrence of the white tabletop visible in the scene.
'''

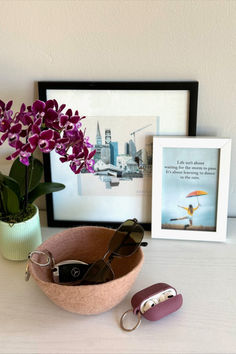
[0,213,236,354]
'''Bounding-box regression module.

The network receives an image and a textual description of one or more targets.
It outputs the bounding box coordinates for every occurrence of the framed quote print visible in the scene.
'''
[38,81,198,229]
[152,137,231,241]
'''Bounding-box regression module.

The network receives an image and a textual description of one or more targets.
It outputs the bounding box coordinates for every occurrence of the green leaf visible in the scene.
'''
[0,182,7,214]
[1,184,20,214]
[28,182,65,204]
[0,172,21,200]
[9,157,43,197]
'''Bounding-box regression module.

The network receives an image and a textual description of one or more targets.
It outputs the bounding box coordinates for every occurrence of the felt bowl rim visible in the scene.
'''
[29,225,144,288]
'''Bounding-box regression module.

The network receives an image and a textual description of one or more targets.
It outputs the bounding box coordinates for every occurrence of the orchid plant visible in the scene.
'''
[0,99,95,223]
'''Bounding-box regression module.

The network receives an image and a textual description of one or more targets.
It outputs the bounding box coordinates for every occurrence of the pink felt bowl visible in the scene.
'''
[29,226,144,315]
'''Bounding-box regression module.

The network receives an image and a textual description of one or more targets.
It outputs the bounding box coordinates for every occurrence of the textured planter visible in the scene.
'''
[0,205,42,261]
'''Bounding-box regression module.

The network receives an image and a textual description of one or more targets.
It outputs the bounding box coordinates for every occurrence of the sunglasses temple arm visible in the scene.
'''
[107,242,148,263]
[110,241,148,252]
[111,222,142,255]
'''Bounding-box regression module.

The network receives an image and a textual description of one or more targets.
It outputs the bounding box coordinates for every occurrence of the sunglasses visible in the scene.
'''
[27,218,147,286]
[77,218,147,286]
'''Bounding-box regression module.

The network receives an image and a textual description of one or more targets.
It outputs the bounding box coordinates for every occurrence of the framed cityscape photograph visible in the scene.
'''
[152,137,231,241]
[38,81,198,229]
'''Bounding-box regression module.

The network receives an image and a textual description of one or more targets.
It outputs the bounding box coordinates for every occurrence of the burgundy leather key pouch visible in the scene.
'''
[120,283,183,331]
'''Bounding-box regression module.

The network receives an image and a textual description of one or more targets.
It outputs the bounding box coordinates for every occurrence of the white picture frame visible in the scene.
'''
[152,137,231,242]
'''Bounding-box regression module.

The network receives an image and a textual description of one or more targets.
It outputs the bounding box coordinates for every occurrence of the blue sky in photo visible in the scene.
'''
[161,147,219,227]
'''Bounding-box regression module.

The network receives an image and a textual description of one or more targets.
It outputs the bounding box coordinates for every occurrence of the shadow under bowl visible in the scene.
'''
[29,226,144,315]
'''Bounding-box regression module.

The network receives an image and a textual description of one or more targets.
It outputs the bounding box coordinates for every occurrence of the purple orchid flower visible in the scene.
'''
[84,156,96,173]
[0,118,10,133]
[0,100,14,144]
[68,144,96,174]
[7,123,22,147]
[5,140,32,165]
[0,122,22,146]
[0,99,13,113]
[69,160,85,174]
[18,149,32,166]
[1,98,95,171]
[55,138,69,156]
[29,129,60,153]
[32,100,46,114]
[43,100,66,130]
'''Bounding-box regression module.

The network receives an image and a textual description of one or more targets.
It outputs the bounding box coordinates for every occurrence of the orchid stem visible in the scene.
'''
[28,156,34,195]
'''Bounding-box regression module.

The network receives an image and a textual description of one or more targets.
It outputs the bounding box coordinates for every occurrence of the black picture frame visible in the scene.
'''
[38,81,198,230]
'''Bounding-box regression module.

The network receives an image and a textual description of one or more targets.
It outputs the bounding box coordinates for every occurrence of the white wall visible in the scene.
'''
[0,0,236,215]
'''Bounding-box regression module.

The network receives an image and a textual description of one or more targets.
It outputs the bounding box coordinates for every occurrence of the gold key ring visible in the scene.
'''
[120,309,142,332]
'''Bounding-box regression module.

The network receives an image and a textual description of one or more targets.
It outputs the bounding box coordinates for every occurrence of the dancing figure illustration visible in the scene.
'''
[170,202,200,227]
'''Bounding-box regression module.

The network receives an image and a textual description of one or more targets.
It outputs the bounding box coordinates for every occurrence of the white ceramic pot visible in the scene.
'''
[0,205,42,261]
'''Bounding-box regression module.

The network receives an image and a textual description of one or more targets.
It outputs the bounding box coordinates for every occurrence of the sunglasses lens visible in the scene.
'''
[80,259,114,285]
[109,220,144,256]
